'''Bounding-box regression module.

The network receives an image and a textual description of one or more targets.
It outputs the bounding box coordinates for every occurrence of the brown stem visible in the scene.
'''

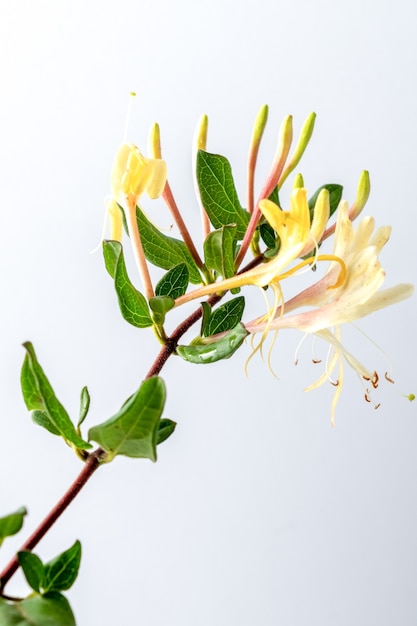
[0,255,262,594]
[0,448,107,592]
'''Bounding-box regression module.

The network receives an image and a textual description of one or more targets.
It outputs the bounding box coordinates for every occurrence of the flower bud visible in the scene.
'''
[350,170,370,220]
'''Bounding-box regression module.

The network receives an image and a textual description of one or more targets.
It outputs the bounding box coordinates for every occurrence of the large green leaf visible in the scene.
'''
[0,592,75,626]
[196,150,250,238]
[177,323,248,364]
[88,377,166,462]
[102,241,153,328]
[135,207,201,284]
[0,507,27,547]
[205,297,245,336]
[21,343,91,451]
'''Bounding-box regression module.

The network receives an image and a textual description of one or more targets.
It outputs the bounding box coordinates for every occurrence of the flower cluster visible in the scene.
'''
[106,106,413,422]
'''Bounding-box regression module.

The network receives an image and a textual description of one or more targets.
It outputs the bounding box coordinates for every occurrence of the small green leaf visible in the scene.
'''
[135,206,201,284]
[200,301,212,337]
[88,377,166,461]
[196,150,250,238]
[205,297,245,336]
[21,343,91,451]
[157,418,177,445]
[78,386,90,428]
[177,323,248,364]
[259,222,277,249]
[103,241,153,328]
[155,264,189,299]
[204,225,237,280]
[0,507,27,547]
[308,184,343,219]
[18,551,45,593]
[43,540,81,593]
[0,592,76,626]
[149,296,175,326]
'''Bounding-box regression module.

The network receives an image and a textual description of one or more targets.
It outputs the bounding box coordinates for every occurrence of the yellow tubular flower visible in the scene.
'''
[175,187,339,307]
[111,143,167,206]
[245,203,414,423]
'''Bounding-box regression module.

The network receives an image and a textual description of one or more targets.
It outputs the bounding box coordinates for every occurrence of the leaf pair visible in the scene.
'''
[21,343,175,462]
[0,542,81,626]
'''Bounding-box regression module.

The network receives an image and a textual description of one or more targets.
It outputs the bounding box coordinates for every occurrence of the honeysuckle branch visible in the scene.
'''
[0,448,107,592]
[0,253,263,595]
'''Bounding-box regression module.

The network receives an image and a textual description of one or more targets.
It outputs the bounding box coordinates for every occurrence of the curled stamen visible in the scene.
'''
[364,392,371,403]
[374,403,381,410]
[385,372,395,384]
[330,379,340,387]
[312,358,322,364]
[371,372,379,389]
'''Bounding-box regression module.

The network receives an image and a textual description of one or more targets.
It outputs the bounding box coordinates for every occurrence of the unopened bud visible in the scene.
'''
[250,104,269,150]
[350,170,370,220]
[279,112,316,188]
[194,114,209,153]
[148,123,162,159]
[292,173,304,189]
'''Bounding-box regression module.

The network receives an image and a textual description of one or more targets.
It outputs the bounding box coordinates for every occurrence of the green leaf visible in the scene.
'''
[259,222,277,249]
[31,411,60,436]
[135,206,201,284]
[308,184,343,219]
[148,296,175,326]
[155,264,189,299]
[205,297,245,336]
[88,377,166,461]
[0,592,76,626]
[177,323,248,364]
[200,301,212,337]
[0,507,27,547]
[21,343,91,451]
[78,386,90,429]
[103,241,153,328]
[102,239,120,278]
[18,551,45,593]
[157,418,177,445]
[43,540,81,593]
[196,150,250,238]
[204,225,237,280]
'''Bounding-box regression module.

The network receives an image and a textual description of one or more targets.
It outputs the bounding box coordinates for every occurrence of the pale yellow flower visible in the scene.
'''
[245,202,414,423]
[111,143,167,207]
[109,143,167,300]
[175,187,341,307]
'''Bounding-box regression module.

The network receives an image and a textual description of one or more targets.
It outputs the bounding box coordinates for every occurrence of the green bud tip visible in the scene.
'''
[251,104,269,145]
[293,173,304,189]
[194,114,208,152]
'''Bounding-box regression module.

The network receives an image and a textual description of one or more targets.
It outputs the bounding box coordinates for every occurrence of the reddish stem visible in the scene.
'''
[0,448,106,591]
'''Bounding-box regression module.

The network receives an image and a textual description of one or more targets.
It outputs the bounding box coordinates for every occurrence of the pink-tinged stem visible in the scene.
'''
[125,198,155,300]
[162,182,205,270]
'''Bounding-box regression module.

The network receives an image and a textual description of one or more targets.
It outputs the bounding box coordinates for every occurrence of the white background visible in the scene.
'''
[1,1,416,624]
